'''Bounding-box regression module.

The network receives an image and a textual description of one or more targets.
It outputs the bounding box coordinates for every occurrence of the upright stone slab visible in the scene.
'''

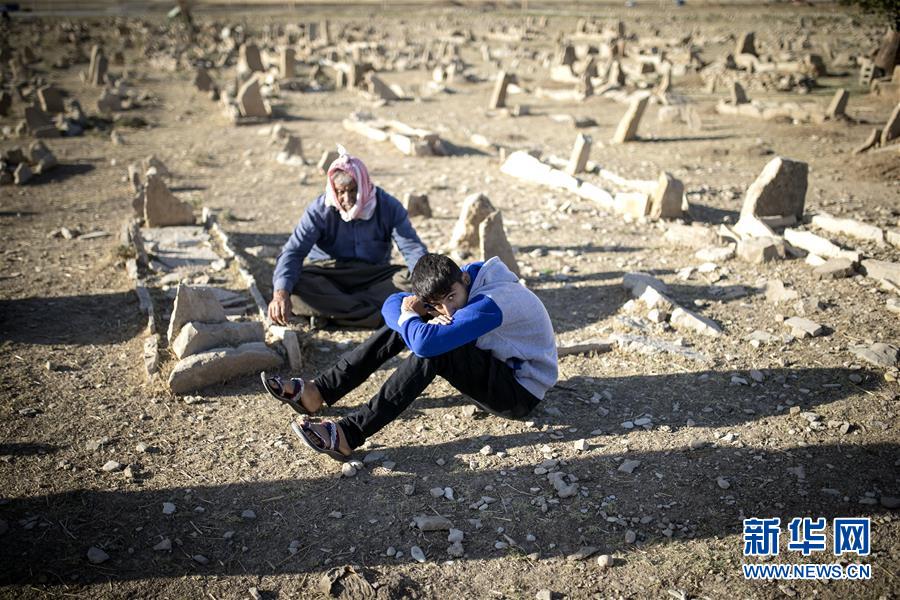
[194,67,213,92]
[479,211,520,277]
[608,60,625,86]
[37,86,65,113]
[279,135,303,159]
[613,94,650,144]
[826,89,849,118]
[649,172,684,220]
[489,71,512,109]
[367,73,400,100]
[449,193,496,259]
[881,102,900,146]
[565,133,592,175]
[168,342,282,394]
[317,150,339,173]
[732,81,749,105]
[143,174,195,229]
[236,74,271,118]
[240,43,264,73]
[0,91,11,116]
[280,48,295,79]
[24,105,58,137]
[167,284,228,343]
[91,54,108,86]
[402,193,432,218]
[736,32,757,57]
[740,156,808,221]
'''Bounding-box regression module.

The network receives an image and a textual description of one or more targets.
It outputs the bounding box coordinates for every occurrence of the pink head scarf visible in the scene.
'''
[324,145,378,222]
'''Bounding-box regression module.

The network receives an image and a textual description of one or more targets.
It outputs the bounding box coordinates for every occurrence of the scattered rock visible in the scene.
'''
[101,460,123,472]
[414,515,453,531]
[596,554,614,569]
[850,343,898,368]
[784,317,826,338]
[162,502,176,515]
[153,538,172,551]
[618,459,641,474]
[410,545,426,563]
[87,546,109,564]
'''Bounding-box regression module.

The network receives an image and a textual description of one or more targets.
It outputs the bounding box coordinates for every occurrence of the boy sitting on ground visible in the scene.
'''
[261,253,558,460]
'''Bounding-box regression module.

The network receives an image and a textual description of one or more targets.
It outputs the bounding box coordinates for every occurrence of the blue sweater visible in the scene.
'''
[272,188,428,292]
[382,258,558,399]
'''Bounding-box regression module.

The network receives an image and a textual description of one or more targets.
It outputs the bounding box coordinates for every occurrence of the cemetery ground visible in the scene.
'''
[1,3,899,599]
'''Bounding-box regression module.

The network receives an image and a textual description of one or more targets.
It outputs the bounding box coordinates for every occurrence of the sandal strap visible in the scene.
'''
[267,375,303,401]
[301,420,336,451]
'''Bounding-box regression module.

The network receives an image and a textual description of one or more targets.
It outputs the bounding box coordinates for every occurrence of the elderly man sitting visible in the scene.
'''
[268,147,427,329]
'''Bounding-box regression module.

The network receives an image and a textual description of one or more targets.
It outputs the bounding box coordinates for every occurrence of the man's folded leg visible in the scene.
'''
[314,326,408,406]
[337,342,540,450]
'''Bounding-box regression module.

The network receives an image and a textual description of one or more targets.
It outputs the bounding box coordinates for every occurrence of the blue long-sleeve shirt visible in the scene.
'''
[272,188,428,292]
[381,262,504,358]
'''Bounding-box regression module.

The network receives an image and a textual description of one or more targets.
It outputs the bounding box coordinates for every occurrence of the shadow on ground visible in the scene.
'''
[1,367,891,587]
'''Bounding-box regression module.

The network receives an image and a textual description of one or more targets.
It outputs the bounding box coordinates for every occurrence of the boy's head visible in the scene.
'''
[410,253,471,317]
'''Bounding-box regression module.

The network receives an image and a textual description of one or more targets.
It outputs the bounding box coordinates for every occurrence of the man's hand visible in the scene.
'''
[430,314,453,326]
[268,289,292,325]
[401,295,429,317]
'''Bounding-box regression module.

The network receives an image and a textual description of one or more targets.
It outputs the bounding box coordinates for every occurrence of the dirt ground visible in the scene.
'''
[1,2,899,599]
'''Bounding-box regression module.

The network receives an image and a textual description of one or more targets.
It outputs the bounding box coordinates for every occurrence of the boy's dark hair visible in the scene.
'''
[410,253,463,302]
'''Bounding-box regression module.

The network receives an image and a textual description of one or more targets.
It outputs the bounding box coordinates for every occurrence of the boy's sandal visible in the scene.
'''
[260,371,308,415]
[291,419,351,463]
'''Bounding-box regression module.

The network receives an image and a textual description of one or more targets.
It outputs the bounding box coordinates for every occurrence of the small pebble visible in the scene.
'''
[410,545,426,563]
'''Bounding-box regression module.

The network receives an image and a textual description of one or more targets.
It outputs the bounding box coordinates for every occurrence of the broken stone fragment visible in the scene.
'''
[413,515,453,531]
[662,223,720,249]
[670,307,722,337]
[402,193,432,218]
[813,258,855,280]
[784,317,825,339]
[168,342,282,394]
[765,279,799,304]
[236,74,271,118]
[648,172,684,220]
[612,93,650,143]
[449,192,496,259]
[479,210,520,277]
[741,156,808,222]
[13,163,32,185]
[736,237,785,264]
[143,174,194,228]
[850,343,898,369]
[166,284,228,343]
[172,320,264,359]
[784,229,860,263]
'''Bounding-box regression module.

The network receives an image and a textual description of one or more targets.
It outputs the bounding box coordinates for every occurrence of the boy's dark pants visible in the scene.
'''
[314,326,541,449]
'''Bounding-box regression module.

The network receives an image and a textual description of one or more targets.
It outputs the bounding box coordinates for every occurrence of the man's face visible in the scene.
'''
[333,179,357,212]
[426,275,470,318]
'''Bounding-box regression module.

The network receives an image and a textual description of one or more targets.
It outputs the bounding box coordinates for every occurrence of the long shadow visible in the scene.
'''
[0,211,39,217]
[28,163,95,186]
[0,366,891,588]
[0,291,145,345]
[687,202,740,225]
[640,134,736,143]
[440,141,490,157]
[0,443,58,456]
[518,244,645,255]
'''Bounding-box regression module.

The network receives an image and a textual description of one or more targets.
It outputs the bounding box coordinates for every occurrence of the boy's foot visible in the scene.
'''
[260,372,324,415]
[291,419,352,462]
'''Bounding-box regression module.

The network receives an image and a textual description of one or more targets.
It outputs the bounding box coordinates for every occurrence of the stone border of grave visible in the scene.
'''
[119,219,162,377]
[120,208,303,390]
[201,207,302,371]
